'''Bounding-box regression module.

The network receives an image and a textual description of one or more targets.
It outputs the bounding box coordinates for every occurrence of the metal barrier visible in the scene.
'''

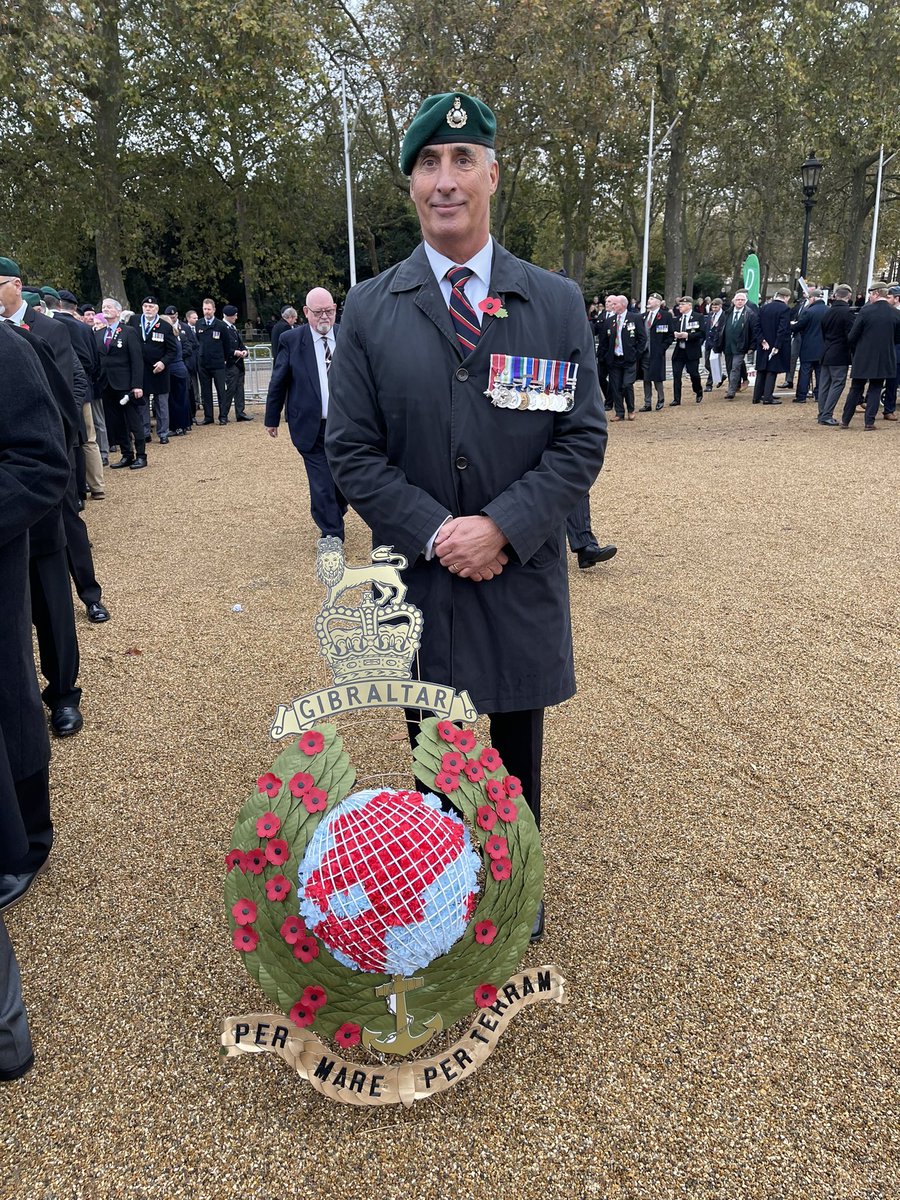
[244,344,274,403]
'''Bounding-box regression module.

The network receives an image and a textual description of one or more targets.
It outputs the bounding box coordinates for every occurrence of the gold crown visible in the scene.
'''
[315,589,423,685]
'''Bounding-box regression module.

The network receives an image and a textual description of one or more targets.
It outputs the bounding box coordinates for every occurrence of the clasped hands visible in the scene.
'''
[435,515,508,582]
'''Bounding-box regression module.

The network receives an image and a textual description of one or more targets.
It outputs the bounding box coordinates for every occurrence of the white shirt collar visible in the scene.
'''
[423,237,493,290]
[3,300,29,325]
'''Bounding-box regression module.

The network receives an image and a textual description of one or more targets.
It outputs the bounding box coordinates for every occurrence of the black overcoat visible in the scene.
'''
[265,323,337,453]
[754,300,792,371]
[848,300,900,379]
[820,302,854,367]
[96,321,143,393]
[641,308,675,381]
[326,240,606,714]
[136,317,178,393]
[794,300,827,362]
[0,323,69,860]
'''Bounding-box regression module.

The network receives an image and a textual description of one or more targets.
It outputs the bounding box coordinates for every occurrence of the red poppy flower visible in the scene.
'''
[490,857,512,881]
[441,751,465,774]
[225,849,247,873]
[474,919,497,945]
[335,1022,361,1048]
[463,760,484,782]
[257,772,282,797]
[455,729,477,753]
[293,936,319,962]
[288,1002,315,1028]
[298,731,325,756]
[436,720,458,743]
[476,804,497,831]
[280,916,306,944]
[231,898,257,926]
[232,926,259,953]
[479,746,502,771]
[434,771,460,794]
[464,890,478,921]
[484,834,509,861]
[474,983,498,1008]
[302,786,328,814]
[244,848,266,875]
[302,985,327,1011]
[256,811,281,838]
[264,838,290,866]
[485,779,505,803]
[288,772,314,798]
[504,775,523,799]
[478,297,503,315]
[495,797,518,823]
[265,874,291,902]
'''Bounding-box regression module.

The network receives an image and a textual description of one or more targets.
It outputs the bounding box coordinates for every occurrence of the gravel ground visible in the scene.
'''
[3,392,898,1200]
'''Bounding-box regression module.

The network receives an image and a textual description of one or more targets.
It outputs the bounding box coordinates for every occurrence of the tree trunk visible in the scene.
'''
[363,225,379,277]
[663,128,685,301]
[91,0,126,301]
[841,155,879,290]
[234,187,260,323]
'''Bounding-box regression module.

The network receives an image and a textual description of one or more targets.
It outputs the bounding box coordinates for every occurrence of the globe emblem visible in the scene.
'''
[298,788,481,975]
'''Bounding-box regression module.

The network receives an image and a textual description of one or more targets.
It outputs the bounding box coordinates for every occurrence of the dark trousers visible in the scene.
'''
[841,378,884,427]
[301,420,347,539]
[406,707,544,828]
[199,365,227,420]
[62,481,101,606]
[752,370,779,404]
[168,372,192,431]
[29,551,81,711]
[101,387,146,456]
[0,768,52,875]
[0,915,33,1076]
[643,378,665,407]
[817,365,848,421]
[597,359,610,408]
[671,354,702,403]
[607,359,635,415]
[724,351,747,395]
[566,495,592,552]
[882,363,899,415]
[223,364,246,420]
[189,371,200,412]
[796,360,820,402]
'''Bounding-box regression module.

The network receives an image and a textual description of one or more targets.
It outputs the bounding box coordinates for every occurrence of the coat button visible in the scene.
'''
[455,456,468,470]
[456,367,469,382]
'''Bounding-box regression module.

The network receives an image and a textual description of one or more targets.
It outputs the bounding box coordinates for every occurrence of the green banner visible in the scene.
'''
[742,253,761,305]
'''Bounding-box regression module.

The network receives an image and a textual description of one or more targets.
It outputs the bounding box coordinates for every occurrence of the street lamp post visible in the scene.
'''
[798,152,823,294]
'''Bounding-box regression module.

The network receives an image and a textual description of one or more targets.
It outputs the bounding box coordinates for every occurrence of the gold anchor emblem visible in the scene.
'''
[362,976,443,1056]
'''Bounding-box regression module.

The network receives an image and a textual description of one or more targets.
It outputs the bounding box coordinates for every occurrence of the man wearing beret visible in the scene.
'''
[96,297,146,468]
[326,92,606,941]
[137,297,178,444]
[221,305,252,424]
[196,299,230,424]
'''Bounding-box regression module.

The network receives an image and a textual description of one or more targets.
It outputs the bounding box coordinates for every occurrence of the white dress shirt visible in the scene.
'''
[0,300,28,325]
[314,327,335,418]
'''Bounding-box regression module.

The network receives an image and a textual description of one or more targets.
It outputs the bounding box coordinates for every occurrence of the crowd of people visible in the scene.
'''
[589,283,900,429]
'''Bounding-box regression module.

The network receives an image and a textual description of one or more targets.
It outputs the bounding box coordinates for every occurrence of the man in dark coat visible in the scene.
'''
[702,298,725,391]
[265,287,346,541]
[592,297,615,409]
[793,289,827,404]
[602,294,648,420]
[270,306,297,361]
[841,282,900,429]
[721,291,757,399]
[753,289,792,404]
[326,92,606,940]
[96,297,146,468]
[136,296,178,444]
[195,298,230,423]
[54,289,106,492]
[882,284,900,421]
[670,297,704,405]
[222,305,253,423]
[817,284,855,425]
[638,293,675,411]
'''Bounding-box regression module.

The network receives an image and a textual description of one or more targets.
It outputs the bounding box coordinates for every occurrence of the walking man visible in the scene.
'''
[196,298,229,424]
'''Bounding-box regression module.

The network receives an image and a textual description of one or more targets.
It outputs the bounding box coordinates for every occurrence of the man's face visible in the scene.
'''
[202,301,215,319]
[82,308,95,324]
[613,297,627,315]
[678,301,692,314]
[286,313,297,326]
[647,296,661,311]
[0,274,22,315]
[733,294,747,310]
[142,302,158,321]
[186,311,198,325]
[101,299,120,322]
[304,291,336,335]
[409,143,498,253]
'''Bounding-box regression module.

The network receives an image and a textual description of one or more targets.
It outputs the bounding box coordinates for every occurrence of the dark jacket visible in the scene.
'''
[671,309,704,361]
[180,321,199,374]
[96,321,144,394]
[0,322,69,864]
[195,316,229,370]
[819,301,854,368]
[794,300,827,363]
[848,300,900,379]
[271,317,294,361]
[326,239,606,713]
[223,320,246,371]
[641,307,675,382]
[135,316,178,394]
[56,310,101,390]
[720,307,757,357]
[704,309,725,350]
[265,323,335,453]
[602,310,648,368]
[754,300,792,372]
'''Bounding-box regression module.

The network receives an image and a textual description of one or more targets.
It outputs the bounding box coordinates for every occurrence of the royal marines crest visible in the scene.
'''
[221,541,565,1106]
[446,96,468,129]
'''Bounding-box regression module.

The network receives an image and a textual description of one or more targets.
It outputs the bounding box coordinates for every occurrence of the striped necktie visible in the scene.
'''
[321,337,331,370]
[446,266,480,354]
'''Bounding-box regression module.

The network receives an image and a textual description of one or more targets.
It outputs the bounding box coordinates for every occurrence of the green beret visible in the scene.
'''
[400,92,496,176]
[0,256,22,278]
[22,290,42,307]
[39,286,61,300]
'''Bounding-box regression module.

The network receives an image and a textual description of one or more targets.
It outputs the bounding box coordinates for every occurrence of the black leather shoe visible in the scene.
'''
[218,418,229,425]
[50,706,83,737]
[577,543,617,569]
[110,454,134,469]
[530,900,545,943]
[0,1053,35,1081]
[158,435,169,444]
[695,396,703,403]
[201,418,214,425]
[762,399,782,405]
[639,404,652,412]
[655,400,664,411]
[792,398,807,404]
[0,860,49,914]
[819,417,840,426]
[129,455,148,469]
[86,601,110,623]
[669,400,681,406]
[235,414,255,421]
[724,392,735,399]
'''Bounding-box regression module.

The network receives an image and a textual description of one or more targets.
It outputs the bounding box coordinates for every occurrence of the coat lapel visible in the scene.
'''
[299,324,322,403]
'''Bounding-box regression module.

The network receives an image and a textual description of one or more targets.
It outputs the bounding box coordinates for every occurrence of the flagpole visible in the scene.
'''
[342,68,357,288]
[640,90,655,312]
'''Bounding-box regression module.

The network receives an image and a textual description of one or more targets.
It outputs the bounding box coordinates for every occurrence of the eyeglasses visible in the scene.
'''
[0,279,15,286]
[307,307,336,317]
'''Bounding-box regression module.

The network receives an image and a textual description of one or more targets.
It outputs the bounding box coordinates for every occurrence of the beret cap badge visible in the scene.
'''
[446,96,468,129]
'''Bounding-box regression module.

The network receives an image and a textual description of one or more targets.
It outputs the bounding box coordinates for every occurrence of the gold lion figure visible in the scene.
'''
[316,537,409,608]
